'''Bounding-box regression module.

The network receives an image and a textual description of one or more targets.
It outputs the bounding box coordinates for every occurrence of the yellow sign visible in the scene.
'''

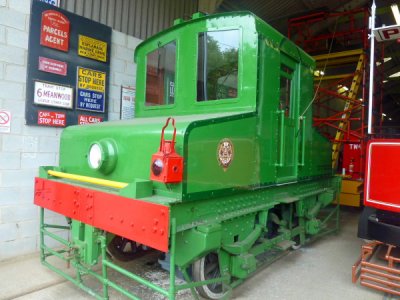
[77,67,106,93]
[78,35,107,62]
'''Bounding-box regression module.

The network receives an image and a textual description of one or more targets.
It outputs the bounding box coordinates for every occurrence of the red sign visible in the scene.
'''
[37,110,66,127]
[40,10,70,52]
[365,139,400,213]
[78,114,103,125]
[38,56,67,75]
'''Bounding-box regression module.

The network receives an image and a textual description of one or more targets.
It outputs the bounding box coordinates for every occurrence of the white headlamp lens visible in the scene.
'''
[88,143,103,169]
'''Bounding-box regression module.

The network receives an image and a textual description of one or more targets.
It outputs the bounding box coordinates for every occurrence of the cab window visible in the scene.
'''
[279,65,293,117]
[145,41,176,106]
[197,30,239,101]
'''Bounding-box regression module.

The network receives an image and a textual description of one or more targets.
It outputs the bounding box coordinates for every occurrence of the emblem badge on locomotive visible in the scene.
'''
[34,11,341,300]
[217,138,234,170]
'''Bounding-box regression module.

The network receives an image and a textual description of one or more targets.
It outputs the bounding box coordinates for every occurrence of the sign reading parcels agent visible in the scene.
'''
[78,35,108,62]
[40,10,70,52]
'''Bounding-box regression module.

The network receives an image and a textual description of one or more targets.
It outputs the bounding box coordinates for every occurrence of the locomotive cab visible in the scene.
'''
[135,12,257,117]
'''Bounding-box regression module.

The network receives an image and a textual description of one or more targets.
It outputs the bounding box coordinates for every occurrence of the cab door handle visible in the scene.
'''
[275,110,285,167]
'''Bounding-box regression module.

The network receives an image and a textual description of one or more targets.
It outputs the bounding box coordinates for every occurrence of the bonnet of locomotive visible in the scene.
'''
[59,112,260,201]
[58,117,185,196]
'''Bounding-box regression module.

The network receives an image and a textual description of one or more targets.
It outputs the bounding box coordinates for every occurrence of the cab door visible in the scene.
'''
[276,54,299,182]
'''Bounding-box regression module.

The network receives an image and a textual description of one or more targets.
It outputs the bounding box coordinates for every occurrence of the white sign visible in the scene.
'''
[39,0,60,7]
[120,86,135,120]
[374,25,400,42]
[34,81,73,109]
[0,110,11,133]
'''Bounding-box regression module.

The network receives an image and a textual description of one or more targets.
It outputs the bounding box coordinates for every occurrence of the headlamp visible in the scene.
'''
[88,143,103,169]
[87,139,118,174]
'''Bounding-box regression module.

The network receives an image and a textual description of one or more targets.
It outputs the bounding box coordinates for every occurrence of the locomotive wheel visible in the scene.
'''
[291,217,301,250]
[107,236,149,261]
[291,237,302,250]
[192,252,227,300]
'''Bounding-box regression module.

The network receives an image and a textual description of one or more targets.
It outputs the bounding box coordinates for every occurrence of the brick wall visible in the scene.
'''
[0,0,141,260]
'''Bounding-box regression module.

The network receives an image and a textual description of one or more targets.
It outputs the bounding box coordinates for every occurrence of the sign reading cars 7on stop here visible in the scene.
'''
[77,67,106,112]
[37,110,66,127]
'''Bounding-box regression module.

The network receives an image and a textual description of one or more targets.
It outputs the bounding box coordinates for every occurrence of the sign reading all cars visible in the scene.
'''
[34,81,73,109]
[78,114,103,125]
[78,35,108,62]
[77,67,106,112]
[40,10,70,52]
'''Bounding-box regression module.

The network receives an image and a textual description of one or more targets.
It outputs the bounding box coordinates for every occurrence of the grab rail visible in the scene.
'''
[275,110,285,167]
[47,170,128,189]
[299,116,306,166]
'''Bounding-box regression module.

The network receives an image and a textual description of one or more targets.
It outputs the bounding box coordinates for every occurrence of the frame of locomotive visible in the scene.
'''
[34,12,341,300]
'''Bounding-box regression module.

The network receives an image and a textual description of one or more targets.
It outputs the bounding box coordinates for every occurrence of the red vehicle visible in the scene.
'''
[358,139,400,244]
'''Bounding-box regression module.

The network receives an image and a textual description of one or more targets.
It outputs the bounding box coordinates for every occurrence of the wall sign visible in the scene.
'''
[78,114,103,125]
[0,110,11,133]
[37,110,66,127]
[78,35,108,62]
[26,0,111,127]
[76,67,106,112]
[120,86,135,120]
[38,56,67,75]
[34,81,73,108]
[39,0,60,6]
[40,10,70,52]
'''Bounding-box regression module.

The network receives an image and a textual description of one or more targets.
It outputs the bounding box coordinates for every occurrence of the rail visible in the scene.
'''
[47,170,128,189]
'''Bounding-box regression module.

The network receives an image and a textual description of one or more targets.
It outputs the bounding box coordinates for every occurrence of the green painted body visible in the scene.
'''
[38,11,341,299]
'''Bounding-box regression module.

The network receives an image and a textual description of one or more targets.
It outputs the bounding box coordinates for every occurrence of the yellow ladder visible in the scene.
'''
[313,49,365,169]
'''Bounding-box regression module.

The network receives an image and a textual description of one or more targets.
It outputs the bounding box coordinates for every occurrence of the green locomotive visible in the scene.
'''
[34,11,341,300]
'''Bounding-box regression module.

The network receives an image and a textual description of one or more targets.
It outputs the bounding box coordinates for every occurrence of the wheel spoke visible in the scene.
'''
[120,239,129,251]
[107,236,152,262]
[204,262,218,276]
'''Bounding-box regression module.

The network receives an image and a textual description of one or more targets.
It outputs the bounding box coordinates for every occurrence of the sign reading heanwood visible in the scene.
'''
[34,81,73,109]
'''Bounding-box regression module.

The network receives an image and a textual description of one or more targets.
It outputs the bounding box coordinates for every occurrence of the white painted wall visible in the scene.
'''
[0,0,141,260]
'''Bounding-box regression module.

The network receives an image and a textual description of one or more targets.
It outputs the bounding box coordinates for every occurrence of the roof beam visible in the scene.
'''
[198,0,224,14]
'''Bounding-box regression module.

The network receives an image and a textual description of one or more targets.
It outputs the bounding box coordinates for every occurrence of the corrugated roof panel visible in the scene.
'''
[60,0,199,39]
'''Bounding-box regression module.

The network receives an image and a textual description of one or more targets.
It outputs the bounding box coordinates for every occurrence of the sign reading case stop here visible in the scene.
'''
[40,10,70,52]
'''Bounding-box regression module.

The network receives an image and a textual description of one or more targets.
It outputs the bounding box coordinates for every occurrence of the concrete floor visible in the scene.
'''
[0,208,392,300]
